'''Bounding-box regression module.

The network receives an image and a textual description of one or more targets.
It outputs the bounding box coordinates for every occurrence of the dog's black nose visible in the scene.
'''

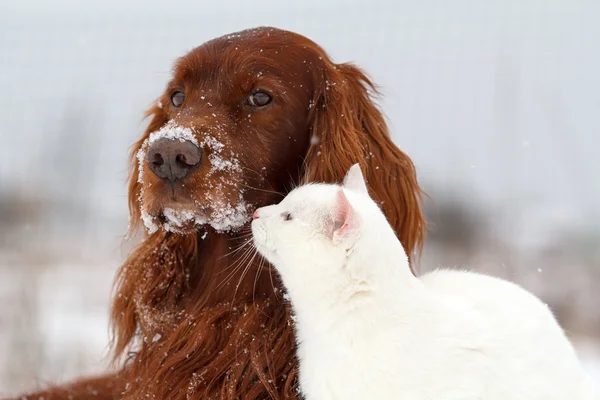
[146,138,202,182]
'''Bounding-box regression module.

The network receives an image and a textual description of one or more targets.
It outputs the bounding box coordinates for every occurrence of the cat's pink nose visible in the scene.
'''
[253,210,260,220]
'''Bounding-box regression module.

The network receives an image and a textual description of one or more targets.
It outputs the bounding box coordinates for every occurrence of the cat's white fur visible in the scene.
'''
[252,164,595,400]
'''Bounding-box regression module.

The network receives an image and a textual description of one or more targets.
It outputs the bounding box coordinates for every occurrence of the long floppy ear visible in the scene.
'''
[302,60,426,270]
[127,100,168,237]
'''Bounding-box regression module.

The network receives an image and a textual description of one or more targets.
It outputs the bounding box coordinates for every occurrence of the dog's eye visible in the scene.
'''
[248,92,272,107]
[281,212,293,221]
[171,91,185,107]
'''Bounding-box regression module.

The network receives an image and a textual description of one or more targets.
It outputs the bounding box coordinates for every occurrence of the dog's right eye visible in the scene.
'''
[171,91,185,107]
[282,212,293,221]
[248,91,272,107]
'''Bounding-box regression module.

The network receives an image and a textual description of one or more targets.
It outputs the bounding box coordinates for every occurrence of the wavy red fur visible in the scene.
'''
[13,27,426,400]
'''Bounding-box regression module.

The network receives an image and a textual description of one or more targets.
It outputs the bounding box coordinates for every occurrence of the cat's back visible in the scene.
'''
[420,268,566,336]
[418,268,594,399]
[420,268,547,315]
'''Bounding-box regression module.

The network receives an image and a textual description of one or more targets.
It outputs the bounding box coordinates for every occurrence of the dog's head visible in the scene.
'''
[129,27,425,260]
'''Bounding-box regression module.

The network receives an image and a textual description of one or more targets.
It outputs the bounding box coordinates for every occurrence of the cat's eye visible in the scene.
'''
[282,212,293,221]
[171,91,185,107]
[248,91,272,107]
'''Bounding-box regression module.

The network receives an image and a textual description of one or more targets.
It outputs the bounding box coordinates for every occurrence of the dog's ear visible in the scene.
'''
[302,61,426,268]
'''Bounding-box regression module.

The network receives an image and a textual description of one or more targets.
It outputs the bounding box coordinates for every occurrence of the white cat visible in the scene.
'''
[251,164,595,400]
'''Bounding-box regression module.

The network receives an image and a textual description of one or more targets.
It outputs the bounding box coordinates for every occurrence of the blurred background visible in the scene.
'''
[1,0,599,396]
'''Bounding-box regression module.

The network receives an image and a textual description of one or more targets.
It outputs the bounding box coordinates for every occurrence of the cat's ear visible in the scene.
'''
[343,164,369,196]
[332,189,359,246]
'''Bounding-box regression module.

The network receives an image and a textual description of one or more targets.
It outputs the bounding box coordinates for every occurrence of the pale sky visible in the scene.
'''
[1,0,599,241]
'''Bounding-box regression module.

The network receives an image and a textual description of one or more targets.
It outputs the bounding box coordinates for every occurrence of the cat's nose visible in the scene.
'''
[253,210,260,220]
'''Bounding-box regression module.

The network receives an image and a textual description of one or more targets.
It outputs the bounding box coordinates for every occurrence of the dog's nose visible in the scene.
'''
[146,138,202,182]
[253,210,260,220]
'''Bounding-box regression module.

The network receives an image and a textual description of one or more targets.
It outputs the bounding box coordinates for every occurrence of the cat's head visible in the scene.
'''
[251,164,386,272]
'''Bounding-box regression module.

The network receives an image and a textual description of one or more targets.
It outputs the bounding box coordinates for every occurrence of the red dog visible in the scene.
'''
[18,27,425,400]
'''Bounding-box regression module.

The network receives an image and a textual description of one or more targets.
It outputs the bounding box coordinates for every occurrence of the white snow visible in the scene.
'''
[148,121,198,146]
[208,153,241,173]
[140,206,159,234]
[151,333,162,343]
[200,135,242,174]
[200,136,224,152]
[162,207,208,233]
[207,197,251,232]
[136,143,148,184]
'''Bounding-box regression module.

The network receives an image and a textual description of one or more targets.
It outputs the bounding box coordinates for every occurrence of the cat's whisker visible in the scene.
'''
[252,254,265,305]
[216,245,256,291]
[242,184,283,196]
[230,248,260,309]
[226,245,255,277]
[218,238,254,262]
[287,170,300,193]
[299,155,312,185]
[215,263,243,292]
[234,231,253,240]
[267,261,278,299]
[226,234,250,242]
[223,238,252,254]
[216,247,252,270]
[228,225,252,238]
[239,164,282,196]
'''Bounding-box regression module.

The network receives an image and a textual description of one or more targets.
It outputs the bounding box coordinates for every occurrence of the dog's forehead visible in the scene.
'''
[171,48,275,92]
[183,29,292,65]
[173,29,324,84]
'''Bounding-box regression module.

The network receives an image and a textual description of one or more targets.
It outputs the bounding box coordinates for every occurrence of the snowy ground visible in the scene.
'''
[0,255,598,396]
[0,255,116,396]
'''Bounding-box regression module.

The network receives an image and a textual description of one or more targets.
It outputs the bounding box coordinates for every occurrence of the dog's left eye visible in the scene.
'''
[248,92,272,107]
[171,91,185,107]
[281,212,293,221]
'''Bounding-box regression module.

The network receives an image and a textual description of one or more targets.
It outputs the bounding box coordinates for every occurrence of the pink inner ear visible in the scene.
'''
[333,189,355,240]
